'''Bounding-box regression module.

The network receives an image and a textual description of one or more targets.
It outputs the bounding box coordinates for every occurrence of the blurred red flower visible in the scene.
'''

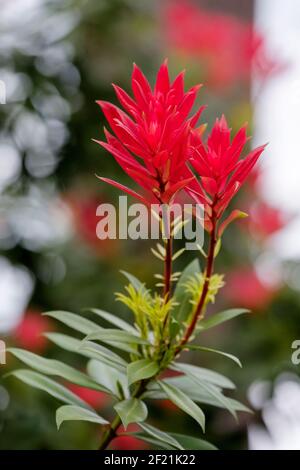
[68,383,110,409]
[247,201,288,240]
[224,268,277,310]
[67,194,119,256]
[162,0,282,90]
[95,60,205,204]
[14,310,52,352]
[188,115,265,226]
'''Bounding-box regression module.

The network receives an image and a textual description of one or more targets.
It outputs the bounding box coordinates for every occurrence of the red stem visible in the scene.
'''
[177,216,217,351]
[163,235,172,301]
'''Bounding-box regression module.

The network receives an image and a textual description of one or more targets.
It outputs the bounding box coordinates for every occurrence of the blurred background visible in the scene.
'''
[1,0,300,450]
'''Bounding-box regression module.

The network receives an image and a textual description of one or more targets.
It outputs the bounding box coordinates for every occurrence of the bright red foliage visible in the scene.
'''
[95,60,204,204]
[188,115,266,224]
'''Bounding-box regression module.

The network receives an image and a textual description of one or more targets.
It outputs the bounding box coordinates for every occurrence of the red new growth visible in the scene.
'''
[188,115,266,226]
[95,60,204,204]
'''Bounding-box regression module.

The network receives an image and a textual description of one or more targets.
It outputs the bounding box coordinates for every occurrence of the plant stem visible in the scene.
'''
[176,216,217,352]
[98,214,218,449]
[161,213,173,335]
[98,381,146,450]
[98,413,121,450]
[163,235,172,302]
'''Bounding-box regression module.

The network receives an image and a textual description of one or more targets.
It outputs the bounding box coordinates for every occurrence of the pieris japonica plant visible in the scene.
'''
[8,61,265,450]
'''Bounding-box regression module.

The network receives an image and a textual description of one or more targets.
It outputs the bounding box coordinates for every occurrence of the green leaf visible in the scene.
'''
[85,329,148,346]
[127,359,159,386]
[213,238,222,258]
[198,308,249,331]
[8,369,90,408]
[85,308,137,333]
[174,363,237,419]
[45,332,84,352]
[129,432,217,450]
[169,319,180,340]
[139,423,184,450]
[121,270,147,294]
[157,380,205,432]
[79,341,128,370]
[43,310,100,335]
[56,405,108,429]
[184,345,242,368]
[197,381,237,419]
[124,432,174,450]
[226,398,251,413]
[172,363,235,389]
[114,398,148,429]
[146,377,251,413]
[44,311,144,355]
[86,340,140,356]
[45,333,127,371]
[8,348,109,393]
[169,433,217,450]
[218,210,248,238]
[87,359,128,399]
[172,259,201,323]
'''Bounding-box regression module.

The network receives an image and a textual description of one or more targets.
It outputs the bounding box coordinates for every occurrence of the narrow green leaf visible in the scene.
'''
[86,340,140,356]
[127,359,159,386]
[45,333,127,371]
[114,398,148,429]
[146,377,251,413]
[157,380,205,432]
[196,381,237,419]
[172,259,201,323]
[56,405,108,429]
[227,398,252,413]
[8,369,90,408]
[43,310,100,335]
[44,312,136,354]
[174,364,237,419]
[124,432,174,450]
[79,341,128,370]
[169,319,180,340]
[172,363,235,389]
[45,332,84,352]
[218,209,248,238]
[169,433,217,450]
[121,271,147,294]
[85,308,137,333]
[213,238,222,258]
[8,348,109,393]
[85,329,148,346]
[185,345,242,368]
[198,308,249,331]
[87,359,128,399]
[172,247,185,261]
[139,423,184,450]
[127,431,217,450]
